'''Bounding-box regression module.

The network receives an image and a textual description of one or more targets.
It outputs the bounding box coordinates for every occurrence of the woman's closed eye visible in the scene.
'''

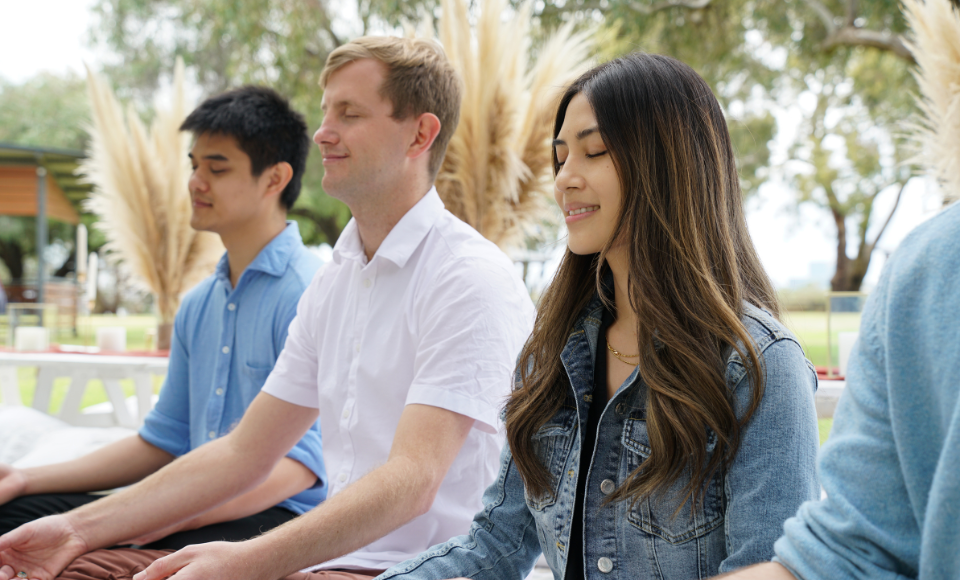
[586,151,608,158]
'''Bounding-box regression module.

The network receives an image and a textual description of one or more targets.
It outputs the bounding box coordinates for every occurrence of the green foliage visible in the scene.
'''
[89,0,351,245]
[536,0,918,289]
[0,72,90,151]
[0,217,79,281]
[79,0,922,257]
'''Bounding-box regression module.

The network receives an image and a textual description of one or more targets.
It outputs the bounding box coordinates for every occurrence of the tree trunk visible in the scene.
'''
[830,209,855,291]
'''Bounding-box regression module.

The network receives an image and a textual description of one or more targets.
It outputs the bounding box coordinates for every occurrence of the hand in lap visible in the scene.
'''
[0,515,88,580]
[133,542,267,580]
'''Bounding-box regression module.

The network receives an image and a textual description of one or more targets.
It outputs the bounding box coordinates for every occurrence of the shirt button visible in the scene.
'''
[216,388,224,396]
[338,473,348,483]
[222,346,230,354]
[600,479,616,495]
[342,408,351,419]
[597,557,613,573]
[355,343,360,353]
[363,278,372,288]
[208,431,216,439]
[227,303,236,311]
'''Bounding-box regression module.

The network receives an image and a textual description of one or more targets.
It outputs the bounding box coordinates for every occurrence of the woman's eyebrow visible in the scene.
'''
[576,126,599,140]
[552,126,600,148]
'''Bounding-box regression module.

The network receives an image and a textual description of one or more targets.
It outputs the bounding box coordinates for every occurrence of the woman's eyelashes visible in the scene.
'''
[554,150,607,167]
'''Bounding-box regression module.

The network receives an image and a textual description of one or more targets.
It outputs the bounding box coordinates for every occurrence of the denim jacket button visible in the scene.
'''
[600,479,616,495]
[597,557,613,573]
[615,402,625,415]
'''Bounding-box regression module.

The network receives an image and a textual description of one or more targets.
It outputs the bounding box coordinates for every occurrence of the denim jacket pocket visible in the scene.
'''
[524,406,577,511]
[621,418,725,544]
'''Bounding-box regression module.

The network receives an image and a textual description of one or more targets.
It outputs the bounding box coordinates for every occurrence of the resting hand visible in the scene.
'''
[0,515,89,580]
[133,542,270,580]
[0,465,26,507]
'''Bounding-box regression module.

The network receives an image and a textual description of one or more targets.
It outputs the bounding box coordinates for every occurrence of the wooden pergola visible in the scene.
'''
[0,143,90,304]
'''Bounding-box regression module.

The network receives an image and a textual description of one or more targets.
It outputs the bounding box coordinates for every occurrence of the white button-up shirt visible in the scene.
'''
[263,188,535,571]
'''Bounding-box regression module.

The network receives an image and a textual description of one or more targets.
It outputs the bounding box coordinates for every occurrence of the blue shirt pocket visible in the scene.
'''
[242,361,273,384]
[620,418,725,545]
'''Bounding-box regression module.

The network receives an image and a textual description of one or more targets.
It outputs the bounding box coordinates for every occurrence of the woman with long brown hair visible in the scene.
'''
[376,52,819,580]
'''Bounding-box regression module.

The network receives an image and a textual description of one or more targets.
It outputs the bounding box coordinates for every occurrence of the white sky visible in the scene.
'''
[0,0,100,83]
[0,0,938,289]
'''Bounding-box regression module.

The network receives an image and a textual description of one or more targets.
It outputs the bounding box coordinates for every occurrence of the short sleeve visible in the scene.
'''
[262,271,323,409]
[406,257,534,433]
[139,311,192,456]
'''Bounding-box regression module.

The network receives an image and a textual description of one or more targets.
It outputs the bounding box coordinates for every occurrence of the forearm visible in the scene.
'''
[242,454,439,577]
[21,435,174,496]
[184,457,316,529]
[66,434,272,550]
[713,562,796,579]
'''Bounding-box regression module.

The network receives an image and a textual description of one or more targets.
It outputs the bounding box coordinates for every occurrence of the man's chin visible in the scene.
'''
[189,216,215,233]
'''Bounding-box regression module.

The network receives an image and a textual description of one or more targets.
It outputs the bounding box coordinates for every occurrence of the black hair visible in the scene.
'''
[180,86,311,209]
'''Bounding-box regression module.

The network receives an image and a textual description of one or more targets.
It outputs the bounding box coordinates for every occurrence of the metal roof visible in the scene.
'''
[0,142,93,202]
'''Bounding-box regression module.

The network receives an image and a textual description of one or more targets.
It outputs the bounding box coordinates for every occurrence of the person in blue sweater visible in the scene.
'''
[721,201,960,579]
[0,85,326,550]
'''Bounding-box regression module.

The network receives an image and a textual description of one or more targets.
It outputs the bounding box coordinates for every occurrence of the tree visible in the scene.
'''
[532,0,921,290]
[89,0,351,245]
[786,52,914,291]
[0,72,90,151]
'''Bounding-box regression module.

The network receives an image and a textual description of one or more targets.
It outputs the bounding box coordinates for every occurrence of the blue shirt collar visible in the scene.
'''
[215,221,306,287]
[331,187,445,268]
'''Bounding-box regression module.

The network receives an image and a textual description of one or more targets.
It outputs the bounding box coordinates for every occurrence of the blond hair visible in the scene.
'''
[320,36,462,179]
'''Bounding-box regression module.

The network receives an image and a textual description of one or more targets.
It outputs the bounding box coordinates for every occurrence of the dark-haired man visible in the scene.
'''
[0,85,326,550]
[0,36,534,580]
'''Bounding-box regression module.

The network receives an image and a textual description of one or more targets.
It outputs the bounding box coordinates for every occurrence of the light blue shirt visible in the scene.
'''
[139,222,327,515]
[774,201,960,579]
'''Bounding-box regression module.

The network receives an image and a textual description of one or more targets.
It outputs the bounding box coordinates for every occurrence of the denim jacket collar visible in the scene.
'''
[560,285,640,415]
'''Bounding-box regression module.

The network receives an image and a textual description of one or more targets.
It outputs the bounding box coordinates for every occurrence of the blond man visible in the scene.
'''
[0,37,534,580]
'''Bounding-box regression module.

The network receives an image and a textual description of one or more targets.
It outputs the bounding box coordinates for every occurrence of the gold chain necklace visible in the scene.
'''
[606,341,639,366]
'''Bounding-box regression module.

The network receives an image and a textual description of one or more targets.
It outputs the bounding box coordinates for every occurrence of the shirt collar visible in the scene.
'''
[331,187,445,268]
[215,221,306,285]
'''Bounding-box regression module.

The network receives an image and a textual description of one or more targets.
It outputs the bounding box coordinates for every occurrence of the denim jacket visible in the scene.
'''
[379,294,820,580]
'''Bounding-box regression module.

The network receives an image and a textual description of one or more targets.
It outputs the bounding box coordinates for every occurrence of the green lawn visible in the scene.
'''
[780,311,862,369]
[818,418,833,446]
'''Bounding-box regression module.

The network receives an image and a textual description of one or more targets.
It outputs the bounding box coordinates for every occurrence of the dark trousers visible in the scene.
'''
[0,493,297,550]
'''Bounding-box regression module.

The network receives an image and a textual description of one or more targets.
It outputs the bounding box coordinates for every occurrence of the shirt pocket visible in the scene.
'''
[524,407,577,511]
[242,361,273,387]
[620,418,725,544]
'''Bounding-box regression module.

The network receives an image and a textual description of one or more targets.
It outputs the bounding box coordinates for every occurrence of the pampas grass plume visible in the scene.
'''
[81,59,223,334]
[903,0,960,204]
[435,0,594,249]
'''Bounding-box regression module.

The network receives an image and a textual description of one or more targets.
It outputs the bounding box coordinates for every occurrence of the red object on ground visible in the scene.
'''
[815,366,844,380]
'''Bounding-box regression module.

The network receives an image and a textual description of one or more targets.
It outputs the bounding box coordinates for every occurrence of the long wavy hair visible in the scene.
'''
[504,53,780,510]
